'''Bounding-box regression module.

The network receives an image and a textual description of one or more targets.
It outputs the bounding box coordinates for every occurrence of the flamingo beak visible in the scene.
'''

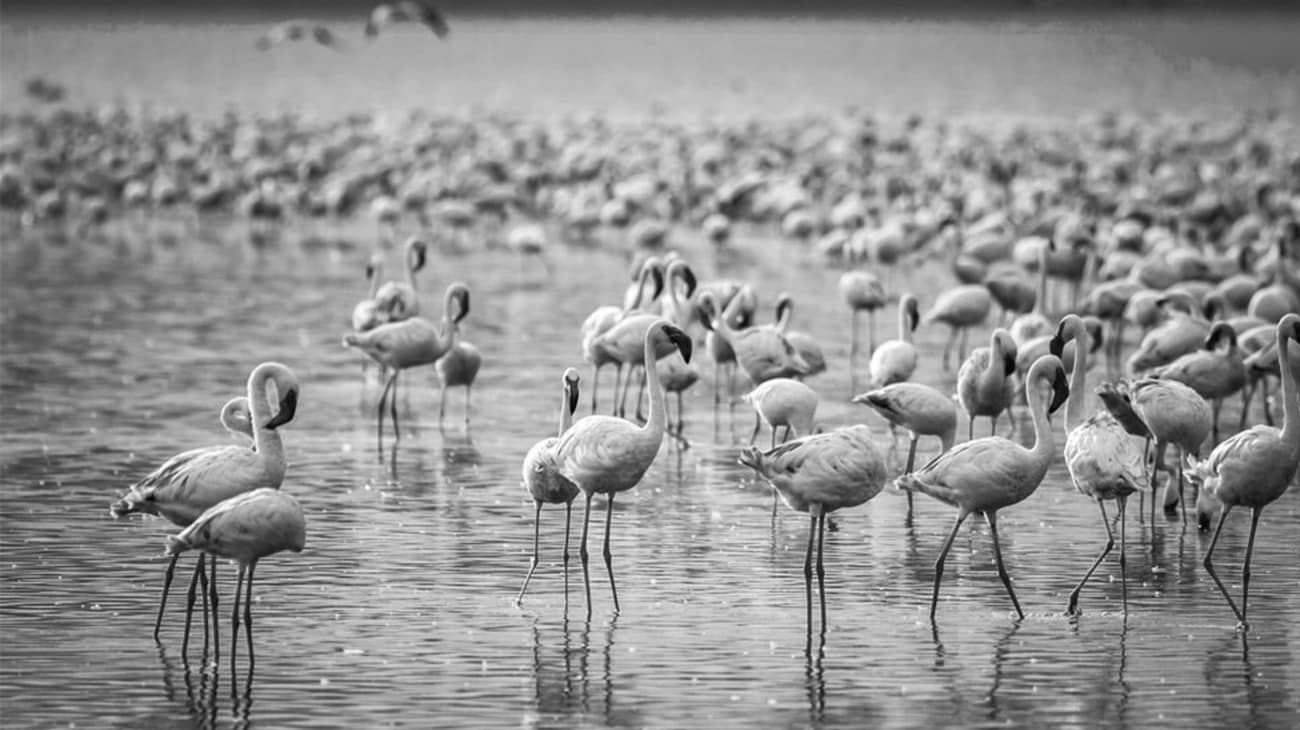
[264,387,299,430]
[680,265,698,297]
[1048,367,1070,416]
[1003,351,1017,377]
[666,325,693,363]
[565,379,580,415]
[456,289,471,323]
[1048,333,1065,359]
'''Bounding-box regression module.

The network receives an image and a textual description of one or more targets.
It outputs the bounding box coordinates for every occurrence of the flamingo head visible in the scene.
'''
[659,323,692,364]
[562,367,581,414]
[1047,360,1070,416]
[264,384,299,430]
[902,294,920,332]
[448,282,471,323]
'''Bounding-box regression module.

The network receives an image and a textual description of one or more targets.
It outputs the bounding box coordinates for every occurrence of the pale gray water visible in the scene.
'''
[2,219,1298,729]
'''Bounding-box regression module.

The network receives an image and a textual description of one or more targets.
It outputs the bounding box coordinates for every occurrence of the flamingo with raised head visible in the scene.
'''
[581,257,664,413]
[867,293,919,389]
[897,355,1069,623]
[555,320,692,619]
[517,368,582,607]
[434,291,479,427]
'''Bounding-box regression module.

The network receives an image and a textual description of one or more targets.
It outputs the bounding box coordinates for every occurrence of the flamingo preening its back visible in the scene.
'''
[1190,313,1300,630]
[517,368,582,608]
[109,362,299,645]
[897,354,1069,623]
[555,320,692,619]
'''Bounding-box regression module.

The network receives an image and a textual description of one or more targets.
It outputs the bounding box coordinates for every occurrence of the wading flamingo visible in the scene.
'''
[1190,313,1300,630]
[1111,377,1212,524]
[956,328,1018,440]
[866,293,919,389]
[373,236,428,322]
[581,257,663,413]
[773,294,827,378]
[434,292,479,427]
[343,283,469,450]
[739,424,887,643]
[1153,322,1248,443]
[742,377,819,514]
[698,291,810,388]
[517,368,582,608]
[163,488,306,671]
[924,284,993,371]
[555,321,692,619]
[1052,315,1146,616]
[852,382,957,520]
[839,269,886,366]
[109,362,299,644]
[897,354,1069,623]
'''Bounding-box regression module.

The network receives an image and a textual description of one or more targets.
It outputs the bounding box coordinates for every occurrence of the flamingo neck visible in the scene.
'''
[405,246,420,307]
[1026,374,1055,460]
[1065,323,1089,432]
[641,333,668,442]
[898,305,912,344]
[248,369,285,464]
[1280,326,1299,447]
[557,384,573,437]
[367,263,382,299]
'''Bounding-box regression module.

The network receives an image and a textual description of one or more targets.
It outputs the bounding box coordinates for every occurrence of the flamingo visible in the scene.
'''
[852,382,957,520]
[434,295,480,428]
[516,368,582,607]
[738,425,888,640]
[700,288,752,408]
[163,488,306,671]
[1007,239,1055,346]
[219,396,254,442]
[1189,313,1300,630]
[555,320,692,619]
[697,291,810,388]
[897,354,1069,622]
[581,257,663,413]
[350,253,387,333]
[923,284,993,371]
[343,282,469,448]
[373,237,428,323]
[655,352,700,436]
[956,328,1018,440]
[1126,292,1210,375]
[109,362,299,642]
[866,293,919,389]
[1152,322,1249,443]
[839,268,886,366]
[742,378,818,514]
[772,294,827,378]
[1052,315,1146,616]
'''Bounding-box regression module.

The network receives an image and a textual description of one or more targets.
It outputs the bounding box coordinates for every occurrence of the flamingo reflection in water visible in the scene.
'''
[740,424,888,646]
[109,362,300,650]
[517,368,582,609]
[164,488,306,672]
[898,355,1069,623]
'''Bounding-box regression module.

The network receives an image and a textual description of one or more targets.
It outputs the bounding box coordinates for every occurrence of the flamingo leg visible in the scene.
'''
[1210,399,1221,445]
[438,383,447,426]
[867,309,877,356]
[942,325,957,372]
[712,360,721,409]
[198,553,211,655]
[1066,498,1114,616]
[230,563,246,675]
[154,553,180,641]
[516,500,544,605]
[985,511,1024,620]
[750,412,762,445]
[465,385,473,427]
[243,562,256,672]
[1239,506,1262,629]
[849,310,860,368]
[958,326,970,364]
[209,557,219,660]
[1203,504,1247,628]
[603,494,619,614]
[903,435,918,519]
[815,506,827,634]
[1118,495,1128,616]
[930,510,969,623]
[803,508,817,643]
[676,391,685,434]
[580,491,594,621]
[181,557,205,654]
[562,500,573,614]
[377,370,398,453]
[390,374,401,441]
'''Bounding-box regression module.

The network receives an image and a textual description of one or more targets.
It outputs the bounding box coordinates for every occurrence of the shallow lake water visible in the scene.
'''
[2,218,1298,729]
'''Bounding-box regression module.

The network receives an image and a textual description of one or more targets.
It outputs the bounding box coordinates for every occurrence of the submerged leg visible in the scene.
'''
[815,506,827,633]
[1066,499,1113,616]
[930,511,969,624]
[243,562,256,671]
[580,492,594,621]
[562,501,573,614]
[1239,507,1262,630]
[154,554,180,641]
[181,557,205,654]
[1117,495,1128,616]
[516,500,544,605]
[803,509,817,643]
[230,563,246,675]
[603,494,619,614]
[902,435,918,518]
[985,511,1024,620]
[1202,505,1245,627]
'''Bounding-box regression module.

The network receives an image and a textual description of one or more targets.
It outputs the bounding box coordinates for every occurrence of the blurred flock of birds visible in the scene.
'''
[4,8,1299,669]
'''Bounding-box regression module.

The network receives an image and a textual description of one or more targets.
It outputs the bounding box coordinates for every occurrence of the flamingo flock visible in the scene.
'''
[83,102,1300,669]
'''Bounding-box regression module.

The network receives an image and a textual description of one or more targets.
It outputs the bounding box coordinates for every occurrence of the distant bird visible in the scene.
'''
[852,382,957,520]
[739,425,888,641]
[555,321,692,619]
[867,293,919,388]
[655,352,701,435]
[255,20,344,52]
[580,257,663,413]
[373,237,428,323]
[434,295,479,427]
[924,284,993,371]
[839,269,886,366]
[698,291,810,387]
[898,355,1069,622]
[1111,377,1212,523]
[344,283,469,449]
[1190,313,1300,630]
[772,293,827,378]
[164,488,306,670]
[1053,315,1146,617]
[956,328,1018,440]
[365,1,450,39]
[516,368,582,607]
[1152,322,1248,443]
[350,253,387,332]
[1126,292,1210,375]
[109,362,299,642]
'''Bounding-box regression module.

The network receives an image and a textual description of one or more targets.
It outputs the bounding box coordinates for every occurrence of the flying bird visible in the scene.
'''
[365,2,451,39]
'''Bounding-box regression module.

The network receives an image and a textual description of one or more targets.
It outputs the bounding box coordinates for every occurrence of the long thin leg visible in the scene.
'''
[438,384,447,426]
[209,557,219,660]
[1239,507,1262,629]
[465,385,473,427]
[750,412,762,445]
[516,500,544,605]
[154,554,180,640]
[903,435,918,519]
[942,326,956,372]
[181,557,205,654]
[390,374,401,441]
[985,511,1024,620]
[562,500,573,614]
[931,511,969,623]
[377,371,398,453]
[868,309,877,355]
[958,326,970,364]
[1203,505,1246,627]
[712,360,721,409]
[1118,495,1128,616]
[198,553,211,655]
[1066,498,1113,615]
[603,493,619,614]
[230,563,246,675]
[580,492,594,621]
[1211,399,1221,445]
[804,508,817,645]
[243,562,256,672]
[815,507,827,634]
[968,416,974,442]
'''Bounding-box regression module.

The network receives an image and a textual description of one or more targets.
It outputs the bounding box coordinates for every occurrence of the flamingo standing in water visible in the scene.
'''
[742,377,819,515]
[555,320,693,619]
[1110,377,1212,524]
[897,355,1069,622]
[580,258,663,414]
[434,291,479,428]
[164,488,306,671]
[923,284,993,371]
[956,328,1019,440]
[866,292,919,389]
[739,425,888,642]
[517,368,582,608]
[697,291,810,388]
[344,282,470,449]
[1190,313,1300,630]
[852,382,957,520]
[1152,322,1248,443]
[1052,315,1146,616]
[109,362,300,644]
[839,268,886,367]
[373,237,428,323]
